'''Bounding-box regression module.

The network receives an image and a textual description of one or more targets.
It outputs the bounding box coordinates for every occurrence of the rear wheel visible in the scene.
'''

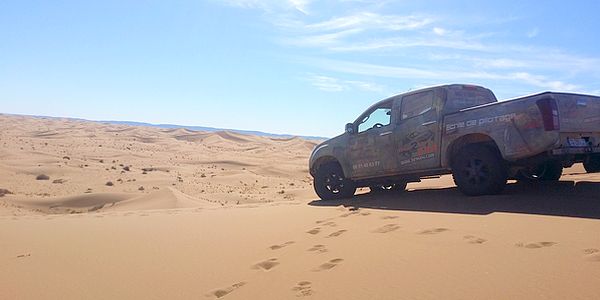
[369,182,407,194]
[584,155,600,173]
[314,162,356,200]
[517,161,563,181]
[452,144,507,196]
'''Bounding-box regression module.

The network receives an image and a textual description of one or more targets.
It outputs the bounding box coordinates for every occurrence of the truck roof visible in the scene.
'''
[368,83,490,108]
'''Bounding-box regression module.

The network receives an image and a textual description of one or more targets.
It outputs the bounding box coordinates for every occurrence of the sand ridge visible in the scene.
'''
[0,114,318,215]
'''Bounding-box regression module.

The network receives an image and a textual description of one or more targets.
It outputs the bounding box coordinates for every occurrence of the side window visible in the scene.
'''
[358,107,392,133]
[401,91,434,120]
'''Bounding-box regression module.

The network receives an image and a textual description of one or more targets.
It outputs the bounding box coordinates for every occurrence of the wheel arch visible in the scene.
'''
[445,133,503,168]
[310,156,346,177]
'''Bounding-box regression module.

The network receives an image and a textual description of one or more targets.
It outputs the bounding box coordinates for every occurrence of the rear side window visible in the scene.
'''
[401,91,434,120]
[445,86,496,113]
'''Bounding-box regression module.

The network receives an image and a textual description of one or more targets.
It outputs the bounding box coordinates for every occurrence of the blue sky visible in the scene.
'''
[1,0,599,137]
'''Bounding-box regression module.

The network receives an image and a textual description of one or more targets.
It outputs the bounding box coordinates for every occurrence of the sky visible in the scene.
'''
[1,0,600,137]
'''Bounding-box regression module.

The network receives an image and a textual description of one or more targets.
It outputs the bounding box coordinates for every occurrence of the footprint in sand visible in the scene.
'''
[307,244,328,254]
[372,224,400,233]
[314,258,344,272]
[292,281,314,297]
[515,242,556,249]
[327,230,347,238]
[419,228,449,235]
[315,218,334,224]
[583,248,600,262]
[252,258,280,271]
[464,235,487,244]
[339,212,359,218]
[269,241,295,250]
[207,282,246,299]
[321,221,337,227]
[307,228,321,235]
[381,216,399,220]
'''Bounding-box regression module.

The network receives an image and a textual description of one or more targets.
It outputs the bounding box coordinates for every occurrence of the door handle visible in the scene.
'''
[379,131,392,136]
[421,121,437,126]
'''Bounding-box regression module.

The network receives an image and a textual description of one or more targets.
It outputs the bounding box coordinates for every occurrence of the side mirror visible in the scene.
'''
[345,123,355,134]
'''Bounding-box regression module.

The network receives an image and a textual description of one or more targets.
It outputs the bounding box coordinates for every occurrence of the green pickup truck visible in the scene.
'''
[309,84,600,199]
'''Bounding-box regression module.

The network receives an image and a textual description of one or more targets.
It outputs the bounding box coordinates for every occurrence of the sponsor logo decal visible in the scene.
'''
[352,160,381,170]
[401,153,435,165]
[446,113,517,132]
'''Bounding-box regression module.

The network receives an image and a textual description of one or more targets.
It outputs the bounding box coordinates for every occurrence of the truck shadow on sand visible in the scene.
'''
[309,181,600,220]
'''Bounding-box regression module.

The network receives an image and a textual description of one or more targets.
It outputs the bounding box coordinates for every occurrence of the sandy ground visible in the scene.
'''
[1,114,600,299]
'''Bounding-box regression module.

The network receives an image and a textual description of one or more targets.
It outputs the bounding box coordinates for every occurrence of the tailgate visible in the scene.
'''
[556,93,600,132]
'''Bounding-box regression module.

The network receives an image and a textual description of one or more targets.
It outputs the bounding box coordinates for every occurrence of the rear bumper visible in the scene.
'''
[551,146,600,155]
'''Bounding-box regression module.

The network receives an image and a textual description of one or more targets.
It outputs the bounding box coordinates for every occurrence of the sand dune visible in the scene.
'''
[1,114,600,299]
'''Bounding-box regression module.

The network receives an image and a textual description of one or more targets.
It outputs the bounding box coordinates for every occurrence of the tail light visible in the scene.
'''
[536,98,560,131]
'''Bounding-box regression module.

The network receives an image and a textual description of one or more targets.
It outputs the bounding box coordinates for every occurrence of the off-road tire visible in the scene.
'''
[314,162,356,200]
[584,155,600,173]
[517,161,563,181]
[369,182,408,194]
[452,144,507,196]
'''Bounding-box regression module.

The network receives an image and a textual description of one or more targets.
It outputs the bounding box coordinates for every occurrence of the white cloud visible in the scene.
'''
[221,0,312,13]
[217,1,598,94]
[307,74,384,92]
[302,57,502,80]
[325,36,488,52]
[289,0,311,14]
[284,28,364,47]
[302,58,581,92]
[302,12,433,32]
[432,27,447,36]
[527,27,539,38]
[511,72,579,91]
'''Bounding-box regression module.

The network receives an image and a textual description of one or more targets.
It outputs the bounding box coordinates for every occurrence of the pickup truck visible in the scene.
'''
[309,84,600,198]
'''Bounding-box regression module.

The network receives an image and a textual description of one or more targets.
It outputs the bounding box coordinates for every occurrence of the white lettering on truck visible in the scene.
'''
[446,113,516,132]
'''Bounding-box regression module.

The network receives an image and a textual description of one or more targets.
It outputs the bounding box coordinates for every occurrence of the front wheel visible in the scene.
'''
[314,162,356,200]
[584,155,600,173]
[452,145,507,196]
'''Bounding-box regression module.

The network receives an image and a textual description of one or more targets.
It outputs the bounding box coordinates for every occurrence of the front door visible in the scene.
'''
[396,90,443,172]
[347,100,398,179]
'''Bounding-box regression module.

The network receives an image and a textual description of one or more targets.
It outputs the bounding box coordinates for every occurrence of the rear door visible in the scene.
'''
[395,89,443,172]
[347,100,399,179]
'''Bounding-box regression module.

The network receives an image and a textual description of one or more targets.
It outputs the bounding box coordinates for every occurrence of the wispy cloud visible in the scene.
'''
[221,0,312,14]
[511,72,579,91]
[307,74,384,92]
[301,12,433,31]
[527,27,539,38]
[217,1,599,94]
[302,58,580,92]
[302,57,503,80]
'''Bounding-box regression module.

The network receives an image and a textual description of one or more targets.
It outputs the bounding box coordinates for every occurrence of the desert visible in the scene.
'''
[1,114,600,299]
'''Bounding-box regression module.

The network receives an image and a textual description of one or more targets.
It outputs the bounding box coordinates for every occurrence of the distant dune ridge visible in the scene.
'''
[0,113,320,215]
[2,113,600,300]
[1,113,328,140]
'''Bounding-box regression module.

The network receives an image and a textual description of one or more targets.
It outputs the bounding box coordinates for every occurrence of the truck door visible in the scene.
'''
[347,100,399,179]
[396,90,443,172]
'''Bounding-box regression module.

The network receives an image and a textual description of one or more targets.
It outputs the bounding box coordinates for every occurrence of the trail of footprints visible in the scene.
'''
[207,208,598,298]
